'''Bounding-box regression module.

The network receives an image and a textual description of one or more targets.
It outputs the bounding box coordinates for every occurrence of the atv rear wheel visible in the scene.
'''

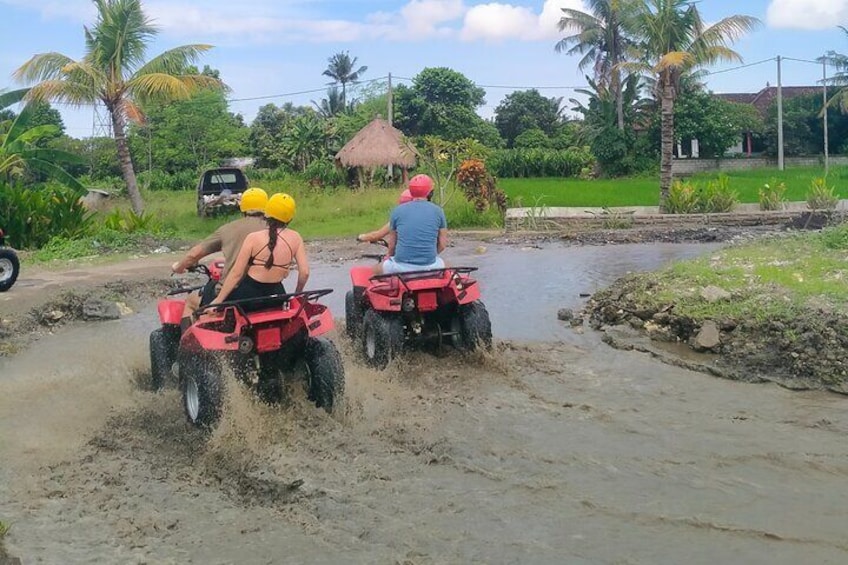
[453,301,492,352]
[149,327,179,391]
[303,337,345,413]
[0,248,20,292]
[180,352,224,428]
[345,288,364,338]
[361,310,404,369]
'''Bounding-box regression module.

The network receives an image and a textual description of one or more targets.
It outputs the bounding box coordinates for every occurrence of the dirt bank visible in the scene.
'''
[583,257,848,394]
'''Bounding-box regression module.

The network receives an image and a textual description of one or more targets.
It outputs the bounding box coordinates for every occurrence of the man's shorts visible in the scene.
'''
[382,256,445,274]
[198,279,220,307]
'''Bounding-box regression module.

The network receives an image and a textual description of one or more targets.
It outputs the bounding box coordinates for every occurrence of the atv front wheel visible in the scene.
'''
[149,326,179,391]
[361,310,404,369]
[0,248,20,292]
[345,288,365,338]
[452,301,493,352]
[303,337,345,413]
[180,353,224,428]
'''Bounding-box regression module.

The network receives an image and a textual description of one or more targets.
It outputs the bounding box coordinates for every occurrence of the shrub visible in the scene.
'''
[487,147,595,178]
[456,159,507,213]
[759,178,787,211]
[137,169,197,191]
[807,177,838,210]
[665,180,699,214]
[700,175,738,213]
[300,160,345,188]
[0,182,92,249]
[101,209,163,233]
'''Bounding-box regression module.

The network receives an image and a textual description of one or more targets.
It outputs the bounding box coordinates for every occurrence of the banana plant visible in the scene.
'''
[0,95,85,192]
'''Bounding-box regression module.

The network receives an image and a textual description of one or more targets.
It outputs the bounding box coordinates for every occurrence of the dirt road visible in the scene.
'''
[1,236,847,564]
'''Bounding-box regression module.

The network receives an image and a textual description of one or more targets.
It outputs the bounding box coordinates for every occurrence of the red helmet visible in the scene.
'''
[408,174,434,199]
[398,189,413,204]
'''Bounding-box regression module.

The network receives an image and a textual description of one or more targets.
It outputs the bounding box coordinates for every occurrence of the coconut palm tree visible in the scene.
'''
[322,52,367,110]
[629,0,759,210]
[556,0,637,130]
[312,86,346,118]
[14,0,221,214]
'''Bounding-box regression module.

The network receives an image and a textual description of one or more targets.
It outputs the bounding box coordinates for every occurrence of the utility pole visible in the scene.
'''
[823,58,830,175]
[387,72,394,181]
[777,56,785,171]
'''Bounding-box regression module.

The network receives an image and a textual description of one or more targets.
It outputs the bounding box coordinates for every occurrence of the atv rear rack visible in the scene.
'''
[196,288,333,322]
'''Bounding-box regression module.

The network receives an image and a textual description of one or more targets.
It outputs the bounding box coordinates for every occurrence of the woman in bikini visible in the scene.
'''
[210,193,309,308]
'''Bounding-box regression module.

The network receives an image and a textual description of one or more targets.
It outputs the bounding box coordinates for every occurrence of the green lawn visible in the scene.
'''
[499,166,848,208]
[142,181,501,242]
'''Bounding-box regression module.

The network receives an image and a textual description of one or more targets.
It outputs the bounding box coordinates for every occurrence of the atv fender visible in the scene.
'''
[158,299,186,325]
[350,265,374,288]
[304,302,335,337]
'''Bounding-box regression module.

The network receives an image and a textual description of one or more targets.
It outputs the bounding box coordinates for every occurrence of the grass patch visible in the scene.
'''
[619,224,848,322]
[0,520,10,557]
[500,166,848,208]
[135,182,502,242]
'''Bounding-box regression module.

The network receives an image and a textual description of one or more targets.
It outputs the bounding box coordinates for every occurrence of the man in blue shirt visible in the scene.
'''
[375,174,448,275]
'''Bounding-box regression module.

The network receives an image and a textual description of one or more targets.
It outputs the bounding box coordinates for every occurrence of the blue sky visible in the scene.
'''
[2,0,847,138]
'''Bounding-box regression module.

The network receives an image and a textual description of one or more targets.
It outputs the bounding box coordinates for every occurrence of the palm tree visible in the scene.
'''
[556,0,637,130]
[14,0,221,214]
[312,86,346,118]
[0,88,84,189]
[322,52,367,110]
[629,0,759,210]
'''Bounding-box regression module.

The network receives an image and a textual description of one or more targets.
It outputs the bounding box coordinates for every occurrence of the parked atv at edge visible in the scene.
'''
[0,228,20,292]
[150,263,344,428]
[345,242,492,369]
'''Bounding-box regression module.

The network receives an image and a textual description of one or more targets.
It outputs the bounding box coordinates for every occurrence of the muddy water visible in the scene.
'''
[2,242,848,564]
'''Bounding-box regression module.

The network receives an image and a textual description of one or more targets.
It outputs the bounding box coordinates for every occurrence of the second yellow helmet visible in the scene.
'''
[265,193,296,223]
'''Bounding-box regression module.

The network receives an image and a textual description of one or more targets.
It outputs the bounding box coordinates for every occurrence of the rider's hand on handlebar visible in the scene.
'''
[171,261,186,274]
[356,234,366,243]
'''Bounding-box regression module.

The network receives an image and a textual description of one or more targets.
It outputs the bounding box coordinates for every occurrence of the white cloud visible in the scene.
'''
[1,0,589,44]
[767,0,848,30]
[460,0,586,42]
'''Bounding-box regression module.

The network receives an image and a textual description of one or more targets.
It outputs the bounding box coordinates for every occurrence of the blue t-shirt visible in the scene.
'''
[390,200,447,265]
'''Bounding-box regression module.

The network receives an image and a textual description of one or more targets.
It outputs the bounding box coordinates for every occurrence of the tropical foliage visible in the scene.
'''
[322,51,368,109]
[14,0,222,214]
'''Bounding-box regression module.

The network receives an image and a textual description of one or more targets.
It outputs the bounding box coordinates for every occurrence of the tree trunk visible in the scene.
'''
[110,105,144,214]
[659,81,675,212]
[613,67,624,130]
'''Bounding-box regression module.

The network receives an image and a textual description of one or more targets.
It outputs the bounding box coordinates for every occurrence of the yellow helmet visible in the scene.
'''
[265,193,296,223]
[240,187,269,213]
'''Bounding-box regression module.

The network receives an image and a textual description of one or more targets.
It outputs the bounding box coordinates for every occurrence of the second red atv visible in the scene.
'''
[346,246,492,369]
[151,263,345,428]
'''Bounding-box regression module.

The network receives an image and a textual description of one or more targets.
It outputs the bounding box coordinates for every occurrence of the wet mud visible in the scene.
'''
[2,237,848,563]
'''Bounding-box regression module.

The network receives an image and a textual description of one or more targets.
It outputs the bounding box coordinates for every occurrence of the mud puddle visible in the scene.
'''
[3,242,848,563]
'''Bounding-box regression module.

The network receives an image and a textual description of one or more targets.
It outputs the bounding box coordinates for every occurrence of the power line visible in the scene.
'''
[227,75,390,102]
[704,57,776,76]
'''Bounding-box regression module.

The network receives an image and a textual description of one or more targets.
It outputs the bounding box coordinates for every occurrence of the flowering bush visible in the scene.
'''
[456,159,507,213]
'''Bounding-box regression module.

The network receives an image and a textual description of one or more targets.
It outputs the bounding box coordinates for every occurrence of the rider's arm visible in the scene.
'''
[436,208,448,254]
[211,234,253,304]
[293,236,310,293]
[385,230,397,257]
[437,228,448,254]
[357,222,390,243]
[172,231,221,273]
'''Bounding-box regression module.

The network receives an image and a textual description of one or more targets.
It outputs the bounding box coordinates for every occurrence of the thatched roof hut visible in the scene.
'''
[335,117,418,169]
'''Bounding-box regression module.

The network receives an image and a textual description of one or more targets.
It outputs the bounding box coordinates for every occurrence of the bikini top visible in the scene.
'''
[248,231,294,269]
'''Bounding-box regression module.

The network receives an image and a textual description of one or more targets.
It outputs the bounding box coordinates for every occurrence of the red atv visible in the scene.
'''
[0,228,20,292]
[345,243,492,369]
[150,262,344,428]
